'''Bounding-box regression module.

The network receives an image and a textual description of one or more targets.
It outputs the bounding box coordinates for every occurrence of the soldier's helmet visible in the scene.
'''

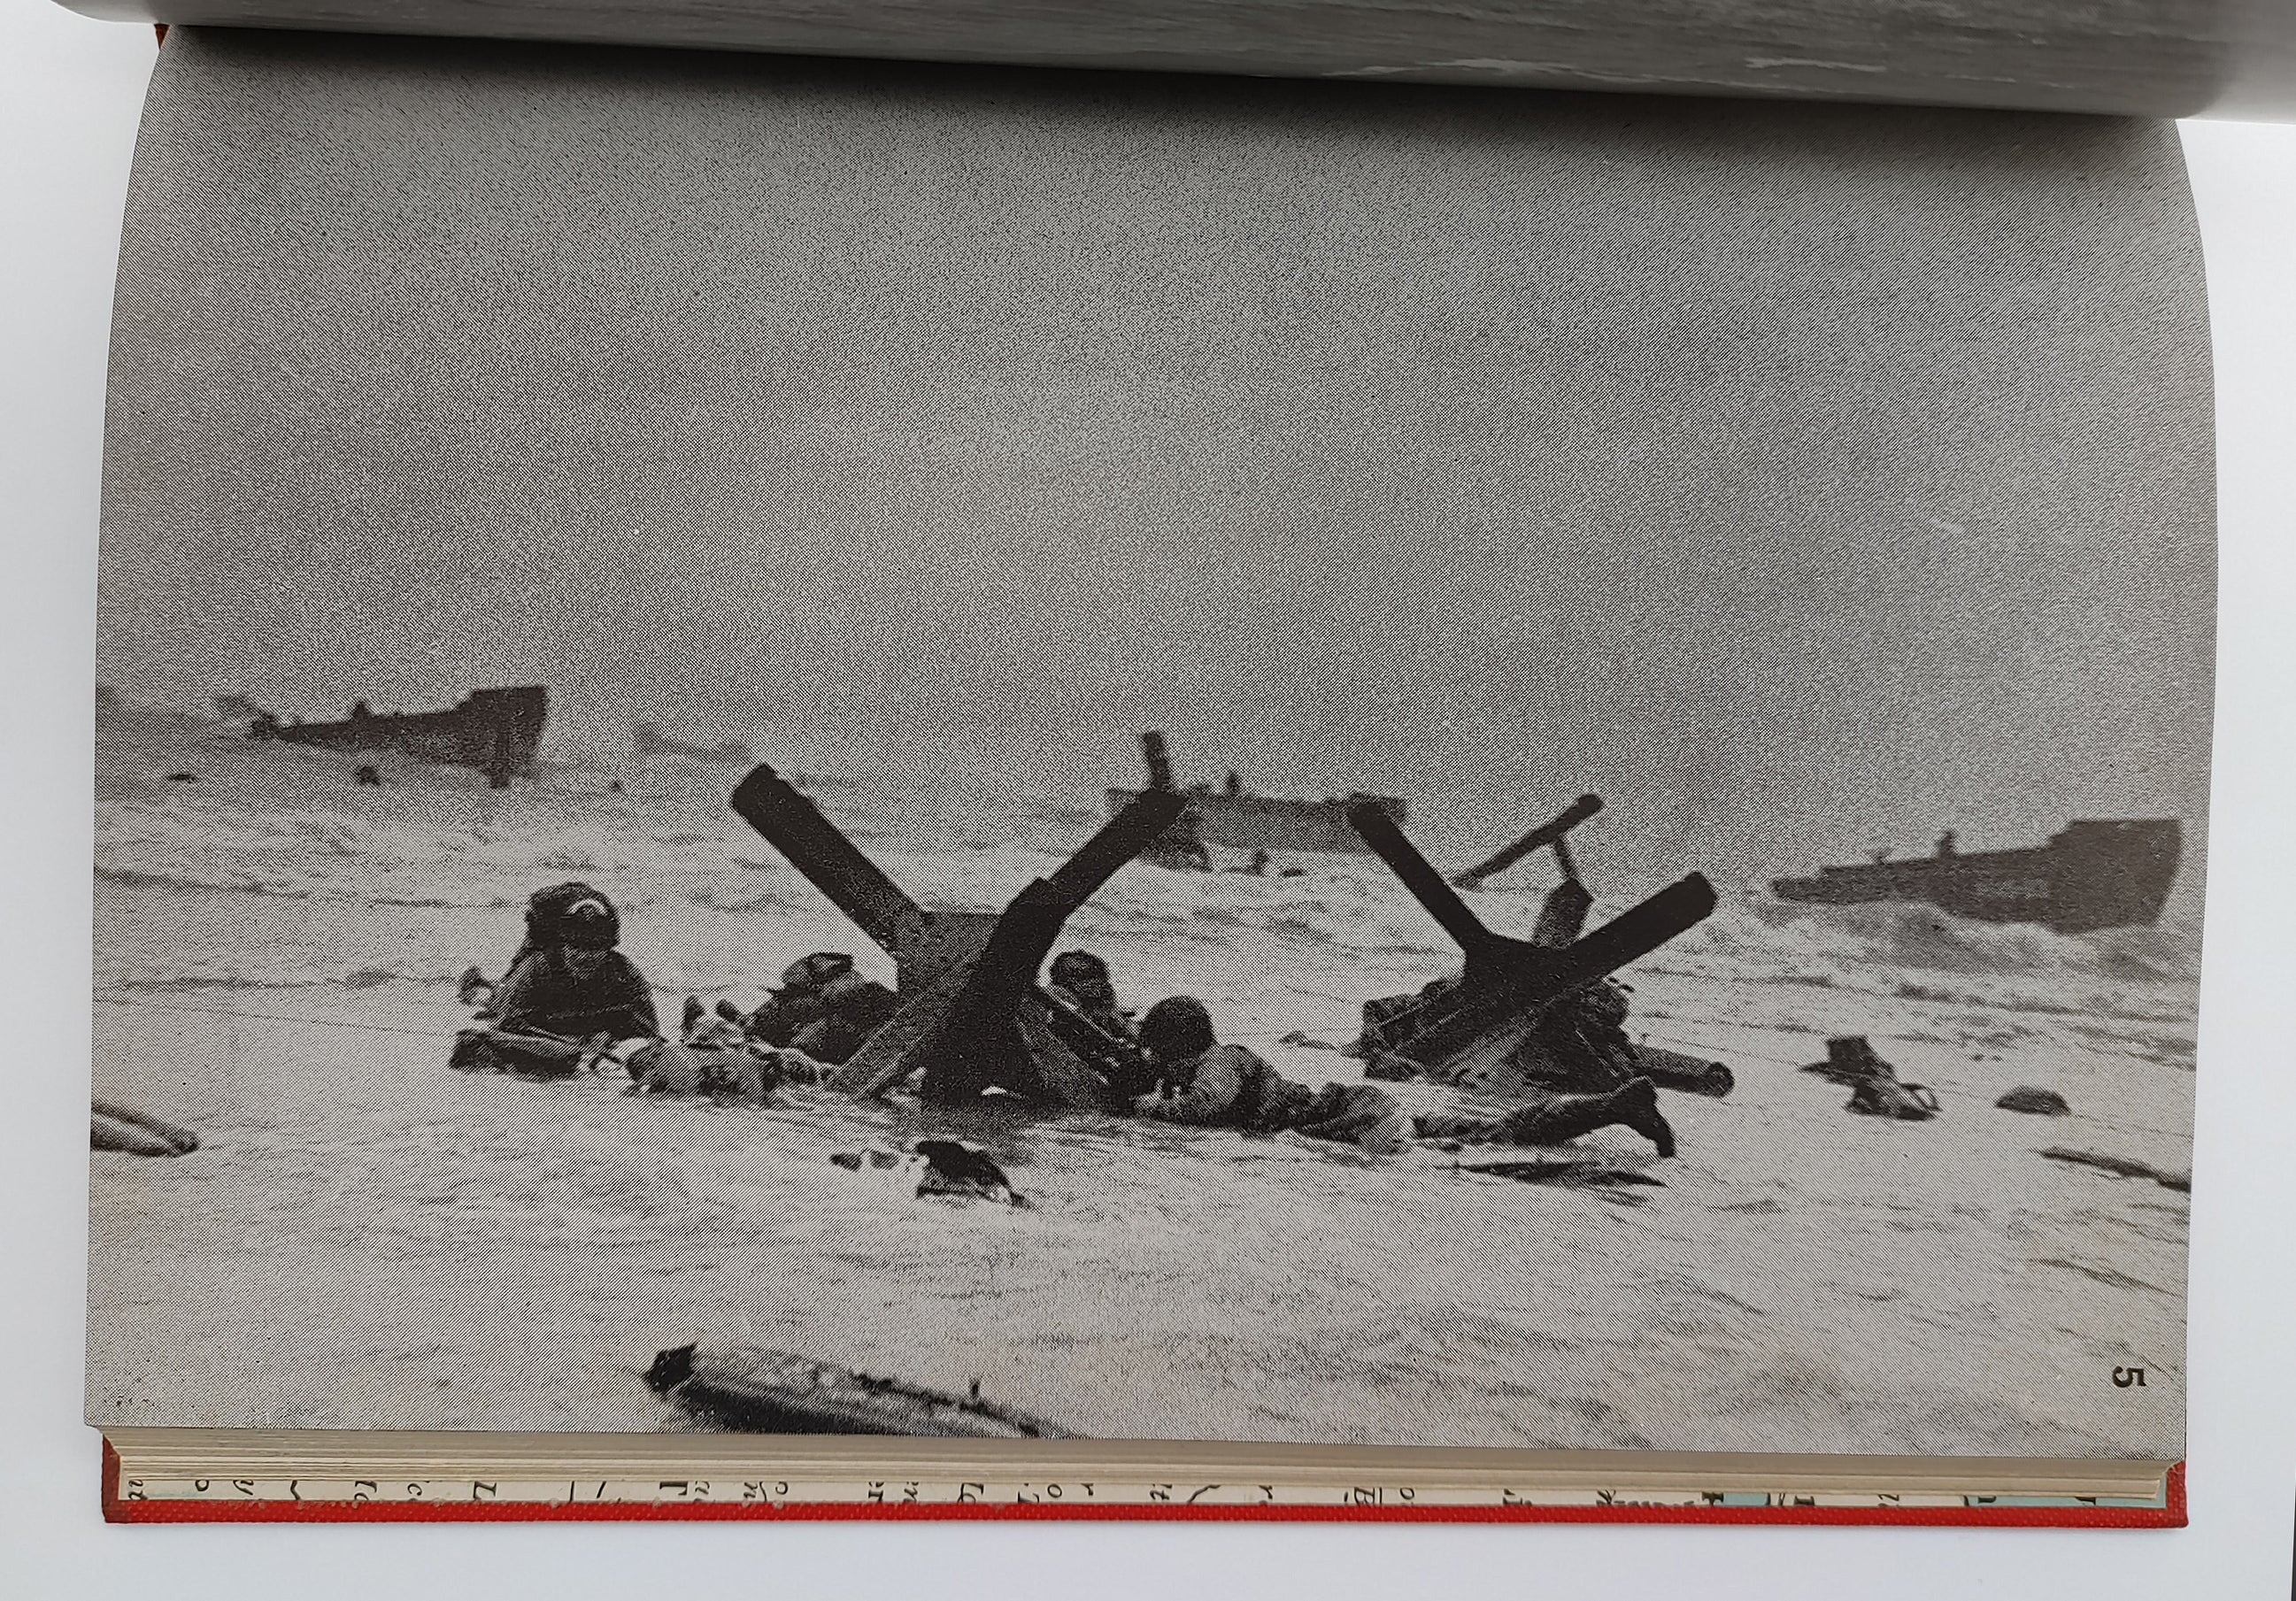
[1577,976,1631,1029]
[778,951,857,991]
[526,881,621,951]
[1049,950,1112,992]
[1138,996,1216,1063]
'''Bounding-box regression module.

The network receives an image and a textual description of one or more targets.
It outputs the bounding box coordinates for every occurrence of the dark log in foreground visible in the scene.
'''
[93,1113,179,1157]
[645,1343,1073,1438]
[2039,1147,2190,1192]
[91,1098,199,1156]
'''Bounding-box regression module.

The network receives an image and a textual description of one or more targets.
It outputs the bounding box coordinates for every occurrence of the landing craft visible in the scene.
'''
[1769,820,2181,934]
[633,721,752,766]
[236,686,547,789]
[1106,730,1408,862]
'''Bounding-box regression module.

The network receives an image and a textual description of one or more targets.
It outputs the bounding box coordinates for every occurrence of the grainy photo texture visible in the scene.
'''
[89,28,2210,1457]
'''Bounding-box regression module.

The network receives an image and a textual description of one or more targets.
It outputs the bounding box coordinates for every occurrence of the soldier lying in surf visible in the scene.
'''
[451,892,1674,1157]
[452,883,822,1101]
[667,947,1676,1158]
[1132,995,1675,1159]
[732,952,898,1065]
[1133,996,1410,1153]
[653,945,1146,1106]
[451,882,659,1079]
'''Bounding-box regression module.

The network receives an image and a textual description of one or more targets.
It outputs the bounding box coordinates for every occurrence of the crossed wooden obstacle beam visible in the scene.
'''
[729,766,1177,1112]
[1348,800,1716,1094]
[730,763,1713,1115]
[1450,792,1603,889]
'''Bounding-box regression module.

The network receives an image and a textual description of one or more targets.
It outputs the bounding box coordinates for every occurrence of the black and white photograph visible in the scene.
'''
[87,27,2210,1462]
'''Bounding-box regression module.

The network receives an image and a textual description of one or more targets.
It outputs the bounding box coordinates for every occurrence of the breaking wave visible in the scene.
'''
[1645,897,2198,1025]
[1719,898,2199,985]
[91,701,2198,1039]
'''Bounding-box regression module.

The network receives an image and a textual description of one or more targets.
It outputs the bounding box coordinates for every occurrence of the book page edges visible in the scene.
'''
[104,1428,2175,1499]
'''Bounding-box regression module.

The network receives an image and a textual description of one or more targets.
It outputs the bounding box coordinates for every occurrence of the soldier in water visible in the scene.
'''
[740,952,898,1066]
[1044,948,1160,1102]
[1411,1077,1677,1158]
[1375,974,1680,1155]
[451,884,819,1101]
[1045,949,1132,1039]
[1134,996,1409,1154]
[451,883,659,1078]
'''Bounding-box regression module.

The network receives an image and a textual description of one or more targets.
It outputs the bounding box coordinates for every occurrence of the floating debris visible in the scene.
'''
[829,1138,1028,1205]
[1459,1159,1665,1189]
[1801,1035,1887,1087]
[1802,1035,1938,1121]
[91,1098,198,1158]
[2039,1148,2190,1193]
[1846,1076,1940,1120]
[645,1343,1072,1437]
[1996,1086,2072,1116]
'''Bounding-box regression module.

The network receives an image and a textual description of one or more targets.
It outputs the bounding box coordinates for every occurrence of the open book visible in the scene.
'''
[77,0,2279,1526]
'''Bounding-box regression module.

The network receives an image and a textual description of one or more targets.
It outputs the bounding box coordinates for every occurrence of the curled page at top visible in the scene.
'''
[51,0,2296,121]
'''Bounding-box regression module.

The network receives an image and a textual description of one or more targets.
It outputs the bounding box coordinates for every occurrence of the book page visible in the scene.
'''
[54,0,2296,118]
[90,27,2208,1462]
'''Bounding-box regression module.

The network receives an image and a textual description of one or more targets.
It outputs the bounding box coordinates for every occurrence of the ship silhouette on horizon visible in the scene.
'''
[1106,731,1408,865]
[236,686,548,789]
[1771,820,2181,934]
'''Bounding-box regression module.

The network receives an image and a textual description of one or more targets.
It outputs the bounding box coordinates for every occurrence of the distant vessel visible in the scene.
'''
[1105,731,1407,858]
[634,721,751,766]
[245,686,547,789]
[1770,820,2181,934]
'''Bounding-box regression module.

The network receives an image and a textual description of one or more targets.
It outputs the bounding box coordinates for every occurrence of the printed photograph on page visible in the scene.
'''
[89,30,2209,1458]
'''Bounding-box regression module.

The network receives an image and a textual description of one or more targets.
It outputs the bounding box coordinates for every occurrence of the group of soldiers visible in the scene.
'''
[451,880,1680,1161]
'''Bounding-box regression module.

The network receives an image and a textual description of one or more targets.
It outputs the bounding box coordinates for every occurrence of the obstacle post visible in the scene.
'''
[1348,800,1714,1090]
[730,766,1175,1110]
[1448,793,1603,891]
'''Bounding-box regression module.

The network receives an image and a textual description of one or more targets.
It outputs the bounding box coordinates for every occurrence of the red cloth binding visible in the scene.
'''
[101,1441,2186,1528]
